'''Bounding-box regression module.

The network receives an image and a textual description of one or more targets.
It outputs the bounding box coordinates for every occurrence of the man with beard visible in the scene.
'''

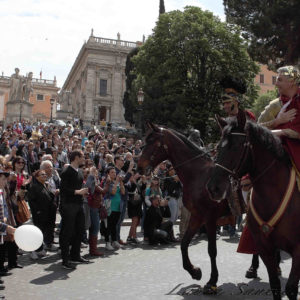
[59,150,89,269]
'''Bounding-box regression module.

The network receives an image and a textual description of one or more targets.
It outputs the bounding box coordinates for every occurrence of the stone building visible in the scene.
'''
[254,64,277,94]
[57,31,140,125]
[0,70,59,123]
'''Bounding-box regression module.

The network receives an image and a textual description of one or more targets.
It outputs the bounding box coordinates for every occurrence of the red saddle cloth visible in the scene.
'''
[237,225,258,254]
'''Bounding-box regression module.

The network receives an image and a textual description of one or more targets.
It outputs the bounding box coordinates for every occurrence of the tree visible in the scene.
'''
[123,47,139,126]
[126,6,258,141]
[224,0,300,68]
[251,89,278,118]
[159,0,165,15]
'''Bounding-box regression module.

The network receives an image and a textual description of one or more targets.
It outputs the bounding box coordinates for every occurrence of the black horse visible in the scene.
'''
[207,112,300,300]
[138,122,235,294]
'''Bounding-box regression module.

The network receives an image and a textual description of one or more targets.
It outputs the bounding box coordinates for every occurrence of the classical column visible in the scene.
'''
[84,67,95,124]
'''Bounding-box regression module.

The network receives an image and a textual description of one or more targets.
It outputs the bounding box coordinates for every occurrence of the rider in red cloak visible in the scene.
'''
[238,66,300,275]
[258,65,300,173]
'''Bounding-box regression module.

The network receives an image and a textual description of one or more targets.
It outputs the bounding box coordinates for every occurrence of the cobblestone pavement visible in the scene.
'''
[2,225,294,300]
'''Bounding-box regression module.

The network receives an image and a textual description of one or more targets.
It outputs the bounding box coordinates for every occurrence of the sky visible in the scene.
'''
[0,0,225,88]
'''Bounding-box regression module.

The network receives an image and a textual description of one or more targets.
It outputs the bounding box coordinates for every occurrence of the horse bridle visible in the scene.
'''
[215,132,251,179]
[148,127,212,171]
[149,130,168,163]
[215,131,277,184]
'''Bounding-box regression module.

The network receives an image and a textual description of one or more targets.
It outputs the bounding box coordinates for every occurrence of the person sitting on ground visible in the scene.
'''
[144,195,174,245]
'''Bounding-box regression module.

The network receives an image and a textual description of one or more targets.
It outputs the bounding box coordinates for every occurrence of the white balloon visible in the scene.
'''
[14,225,43,252]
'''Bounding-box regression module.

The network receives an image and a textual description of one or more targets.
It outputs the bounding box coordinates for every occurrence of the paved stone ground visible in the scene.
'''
[2,225,296,300]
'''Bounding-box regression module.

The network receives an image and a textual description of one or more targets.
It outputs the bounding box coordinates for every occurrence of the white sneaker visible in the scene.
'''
[30,251,39,260]
[105,242,114,251]
[112,241,121,249]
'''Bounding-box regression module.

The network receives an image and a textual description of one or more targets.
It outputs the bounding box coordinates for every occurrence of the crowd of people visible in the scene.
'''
[0,121,188,274]
[0,64,298,292]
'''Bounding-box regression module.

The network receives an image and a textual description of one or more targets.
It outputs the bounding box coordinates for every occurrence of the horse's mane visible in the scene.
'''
[168,128,211,159]
[246,121,291,164]
[224,120,290,164]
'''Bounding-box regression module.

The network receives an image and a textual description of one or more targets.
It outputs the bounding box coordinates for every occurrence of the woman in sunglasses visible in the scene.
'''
[12,156,30,194]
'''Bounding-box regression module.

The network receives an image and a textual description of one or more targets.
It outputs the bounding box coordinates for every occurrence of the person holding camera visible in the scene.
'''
[126,170,143,244]
[163,165,182,225]
[144,176,163,207]
[114,154,134,246]
[103,167,125,250]
[144,195,173,245]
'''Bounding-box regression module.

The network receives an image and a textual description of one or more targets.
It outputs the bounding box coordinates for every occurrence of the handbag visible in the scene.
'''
[16,197,31,224]
[99,204,108,220]
[103,195,111,217]
[128,185,142,206]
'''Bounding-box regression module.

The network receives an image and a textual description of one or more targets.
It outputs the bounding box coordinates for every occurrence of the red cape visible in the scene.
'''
[276,89,300,172]
[237,225,258,254]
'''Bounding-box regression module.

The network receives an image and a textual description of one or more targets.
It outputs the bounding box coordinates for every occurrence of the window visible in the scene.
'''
[272,76,277,85]
[36,94,44,101]
[100,79,107,96]
[259,74,264,84]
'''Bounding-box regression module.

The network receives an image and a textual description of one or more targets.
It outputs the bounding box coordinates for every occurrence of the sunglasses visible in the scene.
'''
[17,161,25,164]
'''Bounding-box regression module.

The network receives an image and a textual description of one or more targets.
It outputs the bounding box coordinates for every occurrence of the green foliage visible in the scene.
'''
[251,90,278,118]
[123,48,139,125]
[124,6,258,141]
[224,0,300,67]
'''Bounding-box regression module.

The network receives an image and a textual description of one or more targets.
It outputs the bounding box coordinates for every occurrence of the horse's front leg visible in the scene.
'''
[202,220,218,294]
[259,251,282,300]
[181,213,203,280]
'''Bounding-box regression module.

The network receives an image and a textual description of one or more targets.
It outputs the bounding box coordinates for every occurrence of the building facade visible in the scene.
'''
[0,72,59,123]
[57,31,140,126]
[254,64,277,94]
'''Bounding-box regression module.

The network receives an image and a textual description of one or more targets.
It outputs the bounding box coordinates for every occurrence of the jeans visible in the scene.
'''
[150,220,173,244]
[89,207,100,236]
[168,197,179,224]
[116,199,127,241]
[105,211,121,242]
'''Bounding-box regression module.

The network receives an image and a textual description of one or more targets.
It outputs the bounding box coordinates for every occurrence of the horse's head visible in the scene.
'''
[137,122,169,175]
[207,110,251,201]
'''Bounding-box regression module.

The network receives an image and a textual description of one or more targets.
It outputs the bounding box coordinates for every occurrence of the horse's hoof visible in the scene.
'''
[191,267,202,280]
[203,283,218,295]
[245,267,257,279]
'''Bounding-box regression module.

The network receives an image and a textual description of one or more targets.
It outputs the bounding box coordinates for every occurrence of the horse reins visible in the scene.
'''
[215,132,250,179]
[215,132,277,184]
[148,127,212,174]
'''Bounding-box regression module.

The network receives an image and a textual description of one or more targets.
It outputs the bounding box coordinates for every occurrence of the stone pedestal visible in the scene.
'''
[6,100,34,123]
[56,110,71,122]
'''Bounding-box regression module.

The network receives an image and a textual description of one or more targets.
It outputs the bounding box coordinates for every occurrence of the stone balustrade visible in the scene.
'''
[0,76,10,84]
[0,75,56,87]
[32,78,57,87]
[88,36,137,48]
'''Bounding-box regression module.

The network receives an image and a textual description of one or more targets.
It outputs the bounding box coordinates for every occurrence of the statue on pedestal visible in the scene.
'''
[9,68,23,102]
[23,72,33,101]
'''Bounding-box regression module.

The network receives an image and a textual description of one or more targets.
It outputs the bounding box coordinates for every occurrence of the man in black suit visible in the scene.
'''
[59,150,89,269]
